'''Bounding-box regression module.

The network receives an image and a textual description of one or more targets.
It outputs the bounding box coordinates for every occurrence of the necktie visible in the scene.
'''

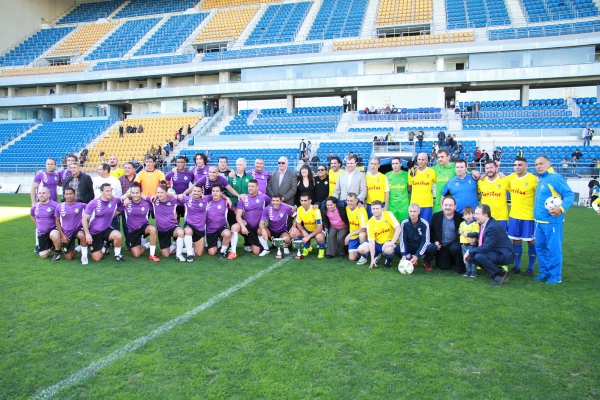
[479,224,485,246]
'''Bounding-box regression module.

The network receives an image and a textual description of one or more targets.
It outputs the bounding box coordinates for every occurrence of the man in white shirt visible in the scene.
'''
[92,163,122,199]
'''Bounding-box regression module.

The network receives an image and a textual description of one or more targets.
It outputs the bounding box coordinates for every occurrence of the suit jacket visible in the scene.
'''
[267,169,297,206]
[320,200,349,229]
[430,211,463,245]
[469,217,514,260]
[62,173,95,204]
[333,170,367,202]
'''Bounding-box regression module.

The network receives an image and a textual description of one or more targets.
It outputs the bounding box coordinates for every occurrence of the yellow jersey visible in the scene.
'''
[365,172,389,204]
[409,167,436,208]
[296,206,322,232]
[110,168,125,180]
[458,220,480,244]
[478,176,510,221]
[367,211,399,244]
[507,172,538,220]
[328,169,344,196]
[346,205,368,239]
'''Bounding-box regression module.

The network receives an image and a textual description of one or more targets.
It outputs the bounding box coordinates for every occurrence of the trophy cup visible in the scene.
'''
[292,239,304,260]
[273,237,285,259]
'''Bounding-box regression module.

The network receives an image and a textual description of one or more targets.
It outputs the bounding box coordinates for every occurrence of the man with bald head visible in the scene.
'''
[409,152,436,223]
[267,156,297,206]
[30,186,62,261]
[108,156,125,180]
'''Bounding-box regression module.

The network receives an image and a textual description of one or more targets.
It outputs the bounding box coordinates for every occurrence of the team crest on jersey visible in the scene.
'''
[141,207,145,211]
[524,183,528,187]
[417,228,422,235]
[108,203,112,208]
[385,220,388,225]
[217,205,222,209]
[54,176,58,181]
[75,208,80,213]
[47,207,52,212]
[184,176,188,181]
[167,202,171,206]
[497,184,501,189]
[324,181,328,185]
[255,199,260,203]
[455,182,459,186]
[245,178,249,182]
[199,203,204,207]
[468,180,472,184]
[280,212,284,217]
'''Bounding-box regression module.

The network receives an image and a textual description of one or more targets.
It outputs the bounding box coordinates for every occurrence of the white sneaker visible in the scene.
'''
[75,245,82,253]
[283,247,290,255]
[244,246,252,252]
[81,256,88,265]
[175,254,186,262]
[356,257,367,265]
[259,249,270,257]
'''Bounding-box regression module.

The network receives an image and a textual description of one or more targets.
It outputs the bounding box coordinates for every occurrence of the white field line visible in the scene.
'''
[30,256,292,400]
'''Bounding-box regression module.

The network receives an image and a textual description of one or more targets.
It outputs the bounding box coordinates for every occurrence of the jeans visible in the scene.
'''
[462,244,476,275]
[583,136,590,147]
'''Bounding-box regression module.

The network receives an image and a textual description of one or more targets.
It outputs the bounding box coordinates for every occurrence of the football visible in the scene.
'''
[544,196,563,211]
[398,259,415,274]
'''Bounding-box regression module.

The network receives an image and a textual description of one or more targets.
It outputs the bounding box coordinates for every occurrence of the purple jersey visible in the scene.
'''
[205,197,230,234]
[31,200,59,235]
[191,165,210,182]
[84,197,120,235]
[122,198,152,232]
[55,202,85,237]
[182,195,208,230]
[249,169,271,194]
[33,170,61,202]
[148,196,180,232]
[165,169,194,194]
[237,193,271,228]
[196,175,229,196]
[261,203,293,233]
[60,168,72,182]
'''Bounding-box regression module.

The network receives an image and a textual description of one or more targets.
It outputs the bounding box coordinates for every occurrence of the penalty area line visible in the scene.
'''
[30,256,292,400]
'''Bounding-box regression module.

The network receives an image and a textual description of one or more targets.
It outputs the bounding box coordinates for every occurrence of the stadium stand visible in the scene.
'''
[0,122,36,146]
[245,2,312,45]
[85,18,162,61]
[0,27,75,67]
[135,13,208,56]
[348,126,449,132]
[376,0,432,26]
[333,32,474,50]
[446,0,510,29]
[358,108,443,120]
[114,0,200,19]
[201,0,280,9]
[92,55,193,71]
[0,64,89,77]
[202,43,321,62]
[84,116,202,171]
[499,144,600,174]
[520,0,598,22]
[488,20,600,40]
[193,7,259,43]
[306,0,368,40]
[48,22,119,56]
[0,120,113,172]
[56,0,126,24]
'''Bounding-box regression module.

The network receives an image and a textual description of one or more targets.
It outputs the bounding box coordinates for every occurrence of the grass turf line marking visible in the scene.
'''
[30,256,292,400]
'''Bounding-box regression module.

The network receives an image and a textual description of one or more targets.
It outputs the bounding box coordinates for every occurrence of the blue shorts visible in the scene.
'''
[497,220,508,232]
[419,207,433,224]
[507,218,535,241]
[366,203,386,219]
[348,237,361,252]
[374,242,397,258]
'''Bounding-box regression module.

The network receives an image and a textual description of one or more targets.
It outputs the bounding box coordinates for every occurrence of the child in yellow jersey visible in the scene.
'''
[291,193,327,258]
[458,206,480,278]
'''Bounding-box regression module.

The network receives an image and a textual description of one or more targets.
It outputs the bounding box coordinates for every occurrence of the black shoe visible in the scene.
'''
[490,274,508,286]
[524,269,534,277]
[509,267,521,275]
[51,252,61,262]
[218,252,227,259]
[114,254,125,262]
[34,245,40,254]
[325,255,335,259]
[186,255,194,263]
[384,259,392,269]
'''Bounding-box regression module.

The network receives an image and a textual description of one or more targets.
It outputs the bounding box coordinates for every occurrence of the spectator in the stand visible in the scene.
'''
[517,147,524,158]
[562,158,569,173]
[307,141,312,158]
[138,124,144,134]
[571,149,582,173]
[356,154,363,167]
[446,135,456,154]
[449,98,455,109]
[187,124,192,136]
[310,153,320,172]
[49,88,55,95]
[430,148,437,165]
[119,125,124,138]
[150,145,156,155]
[474,147,482,163]
[170,156,176,167]
[386,132,392,142]
[156,145,162,156]
[164,143,170,157]
[364,106,369,114]
[467,104,473,118]
[408,130,415,143]
[327,153,334,164]
[590,158,598,176]
[385,105,391,114]
[299,139,307,160]
[583,123,592,147]
[437,130,446,147]
[474,101,481,118]
[493,147,503,165]
[343,96,348,113]
[99,150,105,163]
[417,130,424,150]
[213,102,218,116]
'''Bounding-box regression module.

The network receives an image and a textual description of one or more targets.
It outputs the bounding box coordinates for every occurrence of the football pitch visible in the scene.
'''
[1,194,599,399]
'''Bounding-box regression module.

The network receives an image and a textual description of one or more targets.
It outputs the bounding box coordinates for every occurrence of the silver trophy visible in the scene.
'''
[292,239,304,260]
[273,237,285,259]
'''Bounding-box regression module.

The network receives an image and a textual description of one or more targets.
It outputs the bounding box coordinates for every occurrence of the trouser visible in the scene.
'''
[462,244,477,274]
[400,243,437,262]
[535,222,563,281]
[326,226,349,257]
[471,250,514,278]
[435,240,465,272]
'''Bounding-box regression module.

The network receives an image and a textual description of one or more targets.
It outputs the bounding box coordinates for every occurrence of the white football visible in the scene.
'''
[398,259,415,274]
[544,196,562,211]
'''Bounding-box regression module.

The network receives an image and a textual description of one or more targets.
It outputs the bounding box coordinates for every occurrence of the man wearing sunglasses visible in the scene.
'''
[267,157,297,206]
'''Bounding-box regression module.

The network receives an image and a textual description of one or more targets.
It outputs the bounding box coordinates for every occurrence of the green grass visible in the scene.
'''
[1,194,599,399]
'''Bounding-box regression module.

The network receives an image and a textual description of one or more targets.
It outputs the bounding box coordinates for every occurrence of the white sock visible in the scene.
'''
[114,246,121,256]
[35,231,39,246]
[230,232,238,253]
[258,236,269,251]
[75,245,81,253]
[184,235,193,255]
[141,236,147,246]
[176,237,183,255]
[220,245,228,254]
[81,247,88,257]
[170,243,177,253]
[144,242,151,249]
[149,245,156,256]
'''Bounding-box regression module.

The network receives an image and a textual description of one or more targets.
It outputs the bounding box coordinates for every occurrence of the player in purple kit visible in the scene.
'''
[31,158,61,253]
[165,156,195,223]
[190,153,210,181]
[190,166,241,199]
[205,185,233,258]
[54,187,88,264]
[30,187,61,261]
[259,194,294,255]
[150,184,186,261]
[59,154,79,182]
[179,184,209,262]
[248,158,271,194]
[120,183,160,262]
[230,179,272,258]
[82,183,124,262]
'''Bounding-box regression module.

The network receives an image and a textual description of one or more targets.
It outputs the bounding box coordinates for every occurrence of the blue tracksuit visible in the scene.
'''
[533,170,574,282]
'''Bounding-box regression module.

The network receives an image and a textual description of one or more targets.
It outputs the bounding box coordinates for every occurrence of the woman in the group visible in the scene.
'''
[120,183,160,261]
[295,164,315,207]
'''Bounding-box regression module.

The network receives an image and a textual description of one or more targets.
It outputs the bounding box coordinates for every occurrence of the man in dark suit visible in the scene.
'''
[430,197,465,273]
[464,204,514,286]
[267,156,297,206]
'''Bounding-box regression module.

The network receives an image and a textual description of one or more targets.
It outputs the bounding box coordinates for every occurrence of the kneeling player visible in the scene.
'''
[357,201,401,269]
[31,187,61,261]
[289,192,326,258]
[260,195,294,255]
[55,187,88,264]
[205,185,233,258]
[230,179,271,258]
[82,183,124,262]
[345,192,368,263]
[180,184,208,262]
[120,183,160,261]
